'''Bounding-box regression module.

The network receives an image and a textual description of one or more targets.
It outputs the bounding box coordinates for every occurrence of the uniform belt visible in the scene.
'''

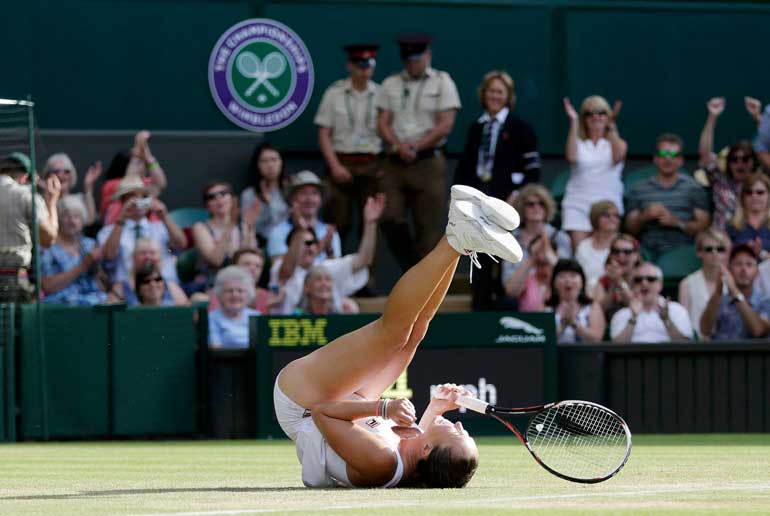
[0,268,27,276]
[336,153,380,162]
[415,147,443,160]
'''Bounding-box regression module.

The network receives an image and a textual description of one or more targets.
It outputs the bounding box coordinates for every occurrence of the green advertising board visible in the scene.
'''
[253,312,556,438]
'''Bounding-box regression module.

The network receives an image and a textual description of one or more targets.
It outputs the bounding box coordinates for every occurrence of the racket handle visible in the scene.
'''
[456,395,489,414]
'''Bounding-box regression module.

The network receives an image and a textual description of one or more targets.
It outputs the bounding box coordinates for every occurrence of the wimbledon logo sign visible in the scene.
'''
[208,19,314,132]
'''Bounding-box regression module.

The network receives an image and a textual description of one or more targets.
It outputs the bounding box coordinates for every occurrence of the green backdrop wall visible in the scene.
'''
[2,0,769,154]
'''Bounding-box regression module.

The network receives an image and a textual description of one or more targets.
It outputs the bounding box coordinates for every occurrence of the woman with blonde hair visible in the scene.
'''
[728,173,770,260]
[561,95,627,250]
[575,200,621,293]
[679,228,731,338]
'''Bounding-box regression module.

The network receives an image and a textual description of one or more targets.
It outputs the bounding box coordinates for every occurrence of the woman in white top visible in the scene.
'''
[678,228,731,339]
[547,259,605,343]
[240,142,290,243]
[562,95,627,250]
[575,200,621,294]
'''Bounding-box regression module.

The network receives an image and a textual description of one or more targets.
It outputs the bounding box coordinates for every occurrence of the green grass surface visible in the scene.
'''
[1,435,769,515]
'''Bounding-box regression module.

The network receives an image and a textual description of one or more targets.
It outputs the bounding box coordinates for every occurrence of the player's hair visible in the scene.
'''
[411,446,478,488]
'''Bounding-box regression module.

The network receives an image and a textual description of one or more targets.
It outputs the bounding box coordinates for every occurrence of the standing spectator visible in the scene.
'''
[192,181,258,291]
[97,176,187,284]
[625,134,710,260]
[610,262,692,343]
[43,153,102,226]
[575,200,621,294]
[593,234,641,323]
[240,142,289,244]
[679,229,731,339]
[133,262,186,307]
[454,70,541,309]
[208,265,261,349]
[727,173,770,260]
[266,171,341,262]
[503,234,557,312]
[755,101,770,172]
[547,259,605,343]
[697,97,759,230]
[562,96,627,250]
[294,264,343,315]
[376,33,461,270]
[41,195,107,305]
[0,152,60,303]
[700,244,770,340]
[316,44,383,248]
[100,131,168,225]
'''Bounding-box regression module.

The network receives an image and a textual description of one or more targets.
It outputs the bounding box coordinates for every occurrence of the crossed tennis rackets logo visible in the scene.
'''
[236,50,287,103]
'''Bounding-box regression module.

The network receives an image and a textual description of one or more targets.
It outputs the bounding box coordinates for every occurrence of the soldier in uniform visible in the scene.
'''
[376,33,461,271]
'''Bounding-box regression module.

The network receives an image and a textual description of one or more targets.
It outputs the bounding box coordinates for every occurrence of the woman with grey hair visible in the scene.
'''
[41,194,107,305]
[43,153,102,225]
[208,265,260,349]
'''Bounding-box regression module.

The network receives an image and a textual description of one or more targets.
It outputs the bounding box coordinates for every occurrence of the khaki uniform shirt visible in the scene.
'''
[314,78,382,154]
[0,175,49,267]
[376,67,461,143]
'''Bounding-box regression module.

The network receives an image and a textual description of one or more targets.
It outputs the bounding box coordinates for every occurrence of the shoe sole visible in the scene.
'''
[451,201,523,263]
[450,185,520,231]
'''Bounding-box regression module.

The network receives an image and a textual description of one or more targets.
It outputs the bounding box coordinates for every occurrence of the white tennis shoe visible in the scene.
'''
[450,185,520,231]
[446,200,524,268]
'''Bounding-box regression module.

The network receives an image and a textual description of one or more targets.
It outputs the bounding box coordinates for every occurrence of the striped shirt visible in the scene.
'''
[626,173,709,254]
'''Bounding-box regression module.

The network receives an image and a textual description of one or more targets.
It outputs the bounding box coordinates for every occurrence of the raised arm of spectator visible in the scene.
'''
[698,97,725,165]
[504,256,534,298]
[139,131,167,193]
[724,265,769,337]
[606,100,628,164]
[611,295,642,343]
[38,175,61,248]
[82,161,102,225]
[152,198,187,251]
[278,218,309,283]
[563,97,580,164]
[101,205,127,261]
[745,96,763,125]
[351,194,386,272]
[754,104,770,172]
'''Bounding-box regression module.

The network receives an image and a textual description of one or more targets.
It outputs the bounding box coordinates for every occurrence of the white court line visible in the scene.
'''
[115,483,770,516]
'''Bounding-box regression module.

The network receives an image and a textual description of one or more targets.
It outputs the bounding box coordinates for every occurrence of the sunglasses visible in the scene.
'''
[728,155,752,164]
[525,200,546,208]
[610,248,635,255]
[140,276,163,285]
[584,110,607,117]
[744,188,768,196]
[700,245,726,253]
[656,150,682,158]
[205,190,231,201]
[49,168,72,175]
[304,239,318,246]
[633,275,659,284]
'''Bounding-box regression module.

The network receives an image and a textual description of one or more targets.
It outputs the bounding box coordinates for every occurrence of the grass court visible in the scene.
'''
[1,434,769,515]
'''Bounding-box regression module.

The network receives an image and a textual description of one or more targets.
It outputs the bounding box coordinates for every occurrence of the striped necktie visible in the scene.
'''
[480,118,497,182]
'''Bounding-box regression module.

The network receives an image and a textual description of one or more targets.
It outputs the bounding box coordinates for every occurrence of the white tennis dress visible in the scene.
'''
[273,376,406,488]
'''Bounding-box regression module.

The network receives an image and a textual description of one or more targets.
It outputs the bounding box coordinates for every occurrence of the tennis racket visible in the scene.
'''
[456,396,632,483]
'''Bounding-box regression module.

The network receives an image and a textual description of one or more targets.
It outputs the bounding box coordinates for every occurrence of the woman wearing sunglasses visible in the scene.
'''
[697,97,760,230]
[561,95,627,251]
[727,173,770,261]
[134,263,176,307]
[679,229,731,339]
[592,234,641,322]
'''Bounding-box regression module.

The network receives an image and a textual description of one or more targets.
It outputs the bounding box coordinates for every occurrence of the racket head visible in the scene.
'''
[523,400,632,483]
[236,52,260,77]
[262,52,286,76]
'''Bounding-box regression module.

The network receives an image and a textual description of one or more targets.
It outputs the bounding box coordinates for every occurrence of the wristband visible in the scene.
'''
[148,160,160,171]
[378,398,390,420]
[628,316,637,325]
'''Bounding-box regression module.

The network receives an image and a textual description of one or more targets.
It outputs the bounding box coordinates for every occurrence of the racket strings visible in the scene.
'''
[526,403,629,481]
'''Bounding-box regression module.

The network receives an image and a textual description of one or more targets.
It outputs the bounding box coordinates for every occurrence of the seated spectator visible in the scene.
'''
[727,173,770,260]
[270,194,384,314]
[97,176,187,284]
[700,244,770,340]
[697,97,759,230]
[755,101,770,172]
[240,142,289,245]
[43,153,102,225]
[208,248,283,314]
[208,265,261,349]
[610,262,692,343]
[294,264,359,315]
[547,259,605,343]
[100,131,167,225]
[41,195,107,305]
[107,237,188,306]
[679,228,731,339]
[561,95,626,250]
[266,170,341,262]
[192,181,258,292]
[593,234,641,322]
[134,262,184,307]
[575,200,621,293]
[625,133,710,260]
[503,234,557,312]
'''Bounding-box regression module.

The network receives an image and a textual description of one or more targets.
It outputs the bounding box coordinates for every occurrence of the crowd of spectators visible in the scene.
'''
[3,33,770,348]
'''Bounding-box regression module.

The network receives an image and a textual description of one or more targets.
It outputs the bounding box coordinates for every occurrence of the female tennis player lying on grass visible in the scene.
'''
[274,185,523,488]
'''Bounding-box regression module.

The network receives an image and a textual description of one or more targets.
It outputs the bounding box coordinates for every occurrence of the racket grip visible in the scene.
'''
[456,395,489,414]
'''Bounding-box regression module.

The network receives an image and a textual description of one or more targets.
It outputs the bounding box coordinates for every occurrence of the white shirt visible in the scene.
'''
[679,269,725,338]
[476,107,509,180]
[610,297,692,342]
[97,218,178,283]
[563,138,625,213]
[270,254,369,315]
[575,237,611,294]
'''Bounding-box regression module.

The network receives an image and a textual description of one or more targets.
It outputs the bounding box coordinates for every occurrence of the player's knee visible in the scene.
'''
[375,318,412,352]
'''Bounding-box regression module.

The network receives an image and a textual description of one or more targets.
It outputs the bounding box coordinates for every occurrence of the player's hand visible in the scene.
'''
[386,398,416,426]
[429,383,471,414]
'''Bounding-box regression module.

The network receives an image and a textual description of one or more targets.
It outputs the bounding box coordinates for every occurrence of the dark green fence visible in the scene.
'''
[0,304,16,442]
